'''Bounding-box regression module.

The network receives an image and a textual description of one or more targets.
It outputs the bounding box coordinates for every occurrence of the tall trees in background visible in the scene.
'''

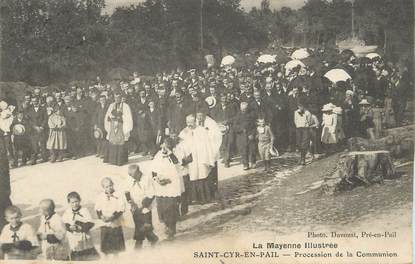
[0,0,413,84]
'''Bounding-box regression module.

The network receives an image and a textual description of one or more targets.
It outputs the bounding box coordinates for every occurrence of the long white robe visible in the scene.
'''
[151,150,184,197]
[178,117,222,181]
[104,102,133,141]
[198,116,222,161]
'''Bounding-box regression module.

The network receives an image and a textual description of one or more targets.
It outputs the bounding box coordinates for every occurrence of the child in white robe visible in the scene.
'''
[0,206,39,260]
[37,199,70,260]
[62,192,99,261]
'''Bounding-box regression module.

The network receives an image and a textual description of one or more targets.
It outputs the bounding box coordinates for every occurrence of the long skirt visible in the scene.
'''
[321,126,337,144]
[100,226,125,255]
[296,127,311,151]
[104,143,128,166]
[46,131,67,150]
[258,141,271,161]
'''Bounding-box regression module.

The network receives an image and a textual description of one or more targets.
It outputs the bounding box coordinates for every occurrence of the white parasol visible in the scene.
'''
[323,69,352,83]
[291,48,310,60]
[257,54,276,64]
[366,53,381,60]
[220,55,235,67]
[284,59,306,75]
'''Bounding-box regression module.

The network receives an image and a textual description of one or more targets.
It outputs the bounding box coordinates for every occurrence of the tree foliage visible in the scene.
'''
[0,0,412,85]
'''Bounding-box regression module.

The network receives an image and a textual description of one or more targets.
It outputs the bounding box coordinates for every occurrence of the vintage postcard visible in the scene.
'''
[0,0,413,263]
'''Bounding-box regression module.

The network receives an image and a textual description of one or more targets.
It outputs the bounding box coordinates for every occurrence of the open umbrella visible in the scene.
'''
[323,69,352,83]
[366,53,381,60]
[257,54,276,64]
[220,55,235,67]
[291,48,310,60]
[284,60,306,74]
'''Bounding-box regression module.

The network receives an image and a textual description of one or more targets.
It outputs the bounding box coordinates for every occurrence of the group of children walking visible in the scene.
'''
[0,177,153,261]
[0,196,98,261]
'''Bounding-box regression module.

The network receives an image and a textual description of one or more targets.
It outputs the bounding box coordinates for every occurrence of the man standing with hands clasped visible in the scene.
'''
[125,164,159,250]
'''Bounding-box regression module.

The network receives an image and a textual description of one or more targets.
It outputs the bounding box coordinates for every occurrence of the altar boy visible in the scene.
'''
[62,192,99,261]
[0,206,39,260]
[94,177,126,256]
[37,199,70,260]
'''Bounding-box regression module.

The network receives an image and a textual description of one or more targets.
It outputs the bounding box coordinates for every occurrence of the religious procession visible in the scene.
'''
[0,0,413,262]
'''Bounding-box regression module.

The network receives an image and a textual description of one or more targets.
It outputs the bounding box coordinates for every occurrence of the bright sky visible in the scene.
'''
[103,0,305,14]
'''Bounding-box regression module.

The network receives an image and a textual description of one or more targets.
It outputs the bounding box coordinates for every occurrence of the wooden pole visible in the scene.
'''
[200,0,204,50]
[351,0,355,38]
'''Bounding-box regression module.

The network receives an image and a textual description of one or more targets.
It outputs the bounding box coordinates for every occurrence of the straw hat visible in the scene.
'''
[359,99,371,105]
[12,124,25,136]
[322,103,335,112]
[270,146,279,157]
[333,107,343,115]
[205,96,217,109]
[93,127,104,139]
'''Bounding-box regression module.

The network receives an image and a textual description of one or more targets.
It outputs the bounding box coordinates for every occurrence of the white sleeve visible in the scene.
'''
[81,208,93,222]
[116,194,126,213]
[104,104,113,135]
[23,224,39,247]
[61,210,71,224]
[0,226,9,243]
[94,196,103,212]
[145,175,155,198]
[51,216,66,240]
[122,103,133,138]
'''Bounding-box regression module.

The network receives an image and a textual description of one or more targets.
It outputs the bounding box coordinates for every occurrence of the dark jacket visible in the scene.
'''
[26,106,48,132]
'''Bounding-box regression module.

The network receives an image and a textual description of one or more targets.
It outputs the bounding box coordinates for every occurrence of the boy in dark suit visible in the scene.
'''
[11,111,32,167]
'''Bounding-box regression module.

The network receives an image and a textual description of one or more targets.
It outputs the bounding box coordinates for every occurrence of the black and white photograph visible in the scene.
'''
[0,0,413,263]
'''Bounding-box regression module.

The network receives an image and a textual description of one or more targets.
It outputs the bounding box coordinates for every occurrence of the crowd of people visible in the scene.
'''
[0,47,412,260]
[0,49,412,170]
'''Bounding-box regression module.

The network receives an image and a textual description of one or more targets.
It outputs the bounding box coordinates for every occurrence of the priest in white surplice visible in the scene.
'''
[178,113,222,204]
[103,91,133,166]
